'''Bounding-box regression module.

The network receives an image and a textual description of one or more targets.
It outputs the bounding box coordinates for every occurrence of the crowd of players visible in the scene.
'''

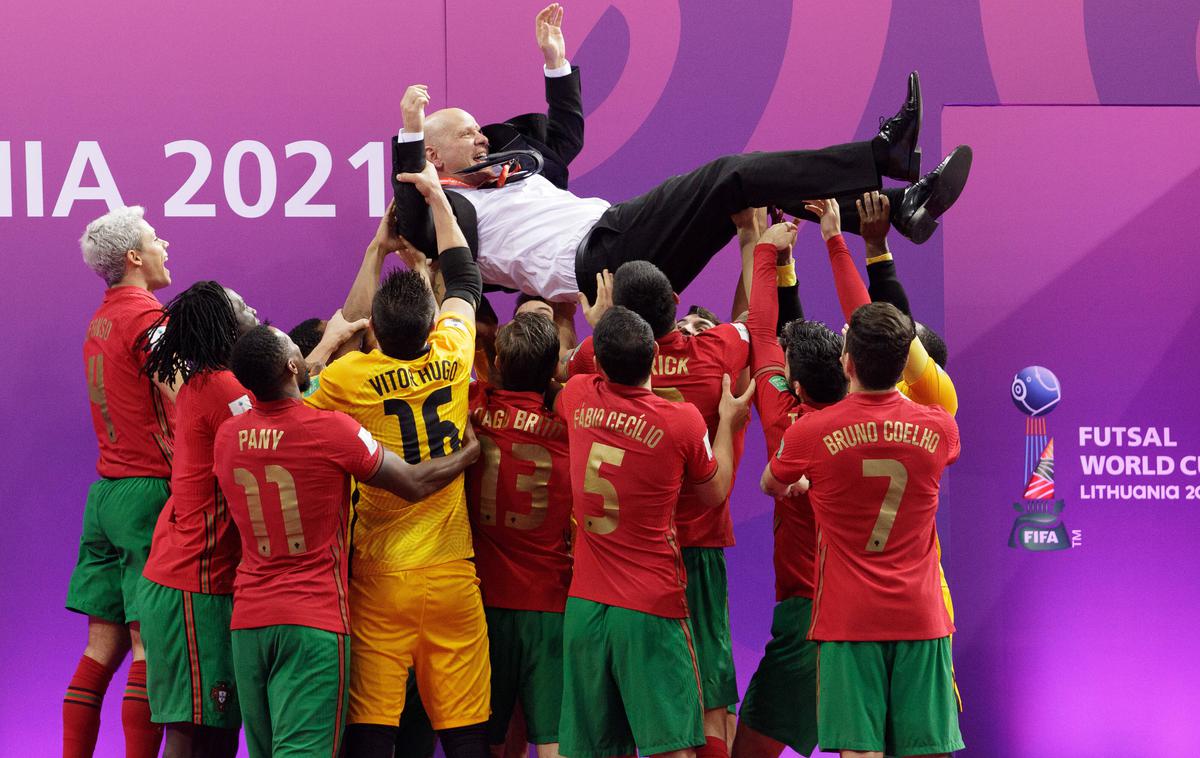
[63,6,966,758]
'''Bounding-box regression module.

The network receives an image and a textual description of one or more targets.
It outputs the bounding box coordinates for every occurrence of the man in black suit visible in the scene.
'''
[393,5,970,305]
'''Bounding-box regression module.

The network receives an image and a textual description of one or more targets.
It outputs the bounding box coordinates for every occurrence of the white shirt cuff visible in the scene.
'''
[544,60,572,78]
[398,129,424,143]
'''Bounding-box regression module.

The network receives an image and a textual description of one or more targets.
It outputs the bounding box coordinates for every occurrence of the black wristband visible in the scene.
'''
[439,246,482,308]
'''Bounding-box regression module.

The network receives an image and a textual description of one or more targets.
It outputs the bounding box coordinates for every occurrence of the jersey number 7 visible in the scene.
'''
[863,458,908,552]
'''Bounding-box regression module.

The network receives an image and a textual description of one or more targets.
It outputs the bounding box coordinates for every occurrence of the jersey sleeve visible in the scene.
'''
[206,372,254,432]
[940,410,962,466]
[769,412,819,485]
[430,312,477,366]
[126,304,167,358]
[566,337,596,377]
[317,411,385,481]
[899,341,959,416]
[754,371,801,453]
[677,404,718,485]
[304,354,351,412]
[826,234,871,323]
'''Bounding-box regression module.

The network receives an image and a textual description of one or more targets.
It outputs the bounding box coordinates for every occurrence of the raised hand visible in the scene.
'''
[803,198,842,241]
[401,84,430,133]
[577,269,613,327]
[719,374,756,431]
[536,4,567,69]
[395,161,444,203]
[857,191,891,249]
[758,221,799,252]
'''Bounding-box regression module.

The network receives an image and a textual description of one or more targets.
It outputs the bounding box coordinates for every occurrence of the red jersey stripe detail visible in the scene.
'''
[677,618,705,706]
[332,634,347,758]
[182,592,203,724]
[808,531,828,639]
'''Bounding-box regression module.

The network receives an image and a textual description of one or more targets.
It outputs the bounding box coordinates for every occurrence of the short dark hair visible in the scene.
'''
[373,269,436,359]
[612,261,676,339]
[781,319,847,404]
[231,325,290,400]
[846,302,915,390]
[686,305,721,325]
[287,317,325,358]
[915,322,948,369]
[593,306,655,386]
[496,313,560,392]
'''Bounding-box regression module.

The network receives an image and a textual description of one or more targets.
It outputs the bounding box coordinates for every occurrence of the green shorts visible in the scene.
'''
[559,598,704,758]
[137,577,239,728]
[739,597,818,755]
[232,625,350,758]
[682,546,738,709]
[817,637,964,756]
[486,606,564,745]
[66,477,169,624]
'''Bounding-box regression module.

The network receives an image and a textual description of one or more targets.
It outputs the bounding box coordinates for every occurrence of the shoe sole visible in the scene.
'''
[906,144,972,244]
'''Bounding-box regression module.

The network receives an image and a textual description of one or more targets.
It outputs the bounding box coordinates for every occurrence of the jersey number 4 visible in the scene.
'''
[863,459,908,552]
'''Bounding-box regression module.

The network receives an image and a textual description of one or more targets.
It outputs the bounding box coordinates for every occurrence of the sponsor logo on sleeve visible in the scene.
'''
[228,394,252,416]
[357,426,380,455]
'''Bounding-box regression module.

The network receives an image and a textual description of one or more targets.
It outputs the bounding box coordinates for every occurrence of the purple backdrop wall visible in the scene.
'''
[3,2,1199,755]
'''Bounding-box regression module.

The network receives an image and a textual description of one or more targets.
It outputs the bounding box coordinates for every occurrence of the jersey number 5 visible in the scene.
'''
[863,459,908,552]
[583,442,624,535]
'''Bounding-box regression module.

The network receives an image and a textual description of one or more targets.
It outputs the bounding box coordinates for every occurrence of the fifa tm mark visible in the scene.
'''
[1071,529,1082,548]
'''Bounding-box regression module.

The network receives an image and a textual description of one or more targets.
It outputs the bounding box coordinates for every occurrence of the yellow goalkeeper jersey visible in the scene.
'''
[306,313,476,574]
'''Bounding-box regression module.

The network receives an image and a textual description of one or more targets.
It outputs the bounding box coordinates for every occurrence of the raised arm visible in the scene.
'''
[366,423,481,502]
[396,162,482,325]
[858,191,912,316]
[304,309,370,375]
[806,198,870,322]
[536,4,585,167]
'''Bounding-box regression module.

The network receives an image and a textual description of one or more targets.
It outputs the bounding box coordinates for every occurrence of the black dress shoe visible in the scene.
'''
[874,71,923,182]
[892,145,973,244]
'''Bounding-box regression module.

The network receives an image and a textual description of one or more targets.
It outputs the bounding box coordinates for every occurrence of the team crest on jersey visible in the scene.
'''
[209,681,232,712]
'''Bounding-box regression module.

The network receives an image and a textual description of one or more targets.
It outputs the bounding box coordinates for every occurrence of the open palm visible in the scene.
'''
[536,3,566,68]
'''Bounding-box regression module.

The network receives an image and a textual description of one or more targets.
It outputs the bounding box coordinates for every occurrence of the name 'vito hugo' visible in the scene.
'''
[822,419,941,456]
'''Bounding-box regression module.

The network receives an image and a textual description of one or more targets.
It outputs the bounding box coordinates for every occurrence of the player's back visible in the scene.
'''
[783,391,960,640]
[466,382,572,612]
[558,374,716,619]
[213,398,383,634]
[83,286,174,477]
[570,323,749,546]
[143,370,252,594]
[304,313,475,574]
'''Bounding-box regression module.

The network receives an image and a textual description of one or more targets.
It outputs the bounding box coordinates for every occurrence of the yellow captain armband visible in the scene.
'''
[865,252,894,265]
[775,261,797,287]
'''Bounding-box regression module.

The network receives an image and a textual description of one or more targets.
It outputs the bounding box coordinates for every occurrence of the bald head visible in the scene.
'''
[423,108,490,181]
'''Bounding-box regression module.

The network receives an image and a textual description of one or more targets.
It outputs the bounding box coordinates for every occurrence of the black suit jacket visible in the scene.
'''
[391,67,584,270]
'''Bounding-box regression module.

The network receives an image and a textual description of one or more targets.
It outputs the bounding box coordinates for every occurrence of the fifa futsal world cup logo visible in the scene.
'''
[1009,366,1069,551]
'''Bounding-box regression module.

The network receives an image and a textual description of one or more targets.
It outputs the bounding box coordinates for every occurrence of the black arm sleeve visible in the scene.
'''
[776,283,804,335]
[866,259,912,317]
[438,246,483,309]
[390,137,480,261]
[544,67,584,167]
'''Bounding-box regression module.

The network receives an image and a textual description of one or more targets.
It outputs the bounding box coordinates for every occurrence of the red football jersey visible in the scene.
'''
[143,371,253,594]
[83,286,175,478]
[568,323,749,547]
[465,383,573,612]
[213,398,383,634]
[557,374,717,619]
[746,241,822,601]
[770,391,960,641]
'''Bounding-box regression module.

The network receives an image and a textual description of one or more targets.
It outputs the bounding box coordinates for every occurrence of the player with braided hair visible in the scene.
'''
[137,280,259,758]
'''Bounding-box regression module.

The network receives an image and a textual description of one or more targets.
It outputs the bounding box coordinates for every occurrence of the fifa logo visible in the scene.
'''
[1008,366,1070,551]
